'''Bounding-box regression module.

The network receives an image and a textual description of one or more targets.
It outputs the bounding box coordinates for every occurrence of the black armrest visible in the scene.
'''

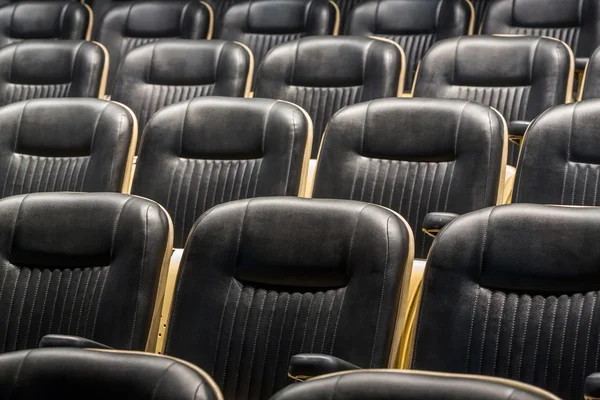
[288,354,360,381]
[508,121,530,145]
[422,212,459,238]
[39,334,113,349]
[576,57,588,71]
[586,373,600,399]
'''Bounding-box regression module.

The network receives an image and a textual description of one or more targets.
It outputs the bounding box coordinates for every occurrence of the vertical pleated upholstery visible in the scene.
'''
[411,205,600,400]
[164,197,413,399]
[473,0,492,28]
[312,98,505,259]
[0,193,171,352]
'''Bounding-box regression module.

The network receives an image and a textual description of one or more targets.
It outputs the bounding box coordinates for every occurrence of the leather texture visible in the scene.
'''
[218,0,334,72]
[204,0,243,29]
[254,36,404,158]
[336,0,366,31]
[0,99,134,198]
[473,0,492,28]
[288,354,360,379]
[585,373,600,398]
[111,39,251,138]
[0,40,106,105]
[87,0,131,37]
[164,197,412,399]
[95,0,212,94]
[312,98,505,259]
[347,0,471,90]
[132,97,310,248]
[580,47,600,100]
[422,212,460,235]
[481,0,600,62]
[0,192,171,352]
[271,370,559,400]
[0,348,221,399]
[512,100,600,205]
[39,334,113,349]
[411,204,600,400]
[413,35,572,165]
[0,1,89,48]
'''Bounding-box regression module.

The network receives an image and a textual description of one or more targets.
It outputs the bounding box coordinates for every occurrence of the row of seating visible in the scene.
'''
[0,192,595,400]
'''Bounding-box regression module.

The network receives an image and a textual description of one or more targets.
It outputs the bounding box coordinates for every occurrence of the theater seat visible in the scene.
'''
[161,197,413,399]
[0,348,222,399]
[347,0,473,91]
[311,98,506,259]
[481,0,600,71]
[86,0,131,37]
[336,0,366,32]
[218,0,338,72]
[512,100,600,205]
[132,97,312,248]
[271,370,561,400]
[0,40,107,105]
[111,40,252,140]
[0,1,90,48]
[95,0,213,95]
[0,192,172,353]
[409,204,600,400]
[0,99,136,197]
[413,35,573,165]
[254,36,405,158]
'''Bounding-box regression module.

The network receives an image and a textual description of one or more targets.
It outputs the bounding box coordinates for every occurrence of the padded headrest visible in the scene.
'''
[0,2,88,40]
[324,98,504,161]
[431,204,600,293]
[139,97,308,159]
[485,0,581,28]
[0,99,133,157]
[0,193,166,268]
[187,197,411,289]
[0,348,221,399]
[257,36,403,87]
[352,0,442,34]
[0,40,104,85]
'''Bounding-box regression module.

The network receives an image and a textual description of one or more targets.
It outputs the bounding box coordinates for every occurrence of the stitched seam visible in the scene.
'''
[269,293,290,395]
[283,107,296,193]
[128,204,150,349]
[11,268,30,351]
[556,297,571,392]
[517,296,532,380]
[330,288,346,354]
[244,290,266,397]
[211,279,234,376]
[505,294,519,376]
[232,288,255,399]
[582,293,597,390]
[150,361,177,400]
[491,292,506,375]
[478,289,492,374]
[530,297,545,378]
[568,295,585,394]
[544,299,558,388]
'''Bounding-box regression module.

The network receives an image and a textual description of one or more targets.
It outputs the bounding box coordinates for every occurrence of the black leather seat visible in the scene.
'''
[270,370,561,400]
[0,348,222,399]
[218,0,337,72]
[409,204,600,400]
[335,0,365,32]
[95,0,213,95]
[204,0,243,31]
[347,0,473,91]
[473,0,491,29]
[311,98,506,259]
[481,0,600,70]
[162,197,413,399]
[0,99,136,198]
[86,0,130,37]
[0,192,172,353]
[132,97,312,248]
[0,1,90,48]
[0,40,107,105]
[111,40,252,139]
[512,100,600,205]
[579,47,600,100]
[254,36,405,158]
[413,35,573,165]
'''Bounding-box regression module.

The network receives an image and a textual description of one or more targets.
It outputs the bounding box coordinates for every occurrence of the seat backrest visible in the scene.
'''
[0,192,172,352]
[347,0,473,90]
[513,100,600,205]
[336,0,366,32]
[95,0,213,95]
[218,0,336,70]
[204,0,243,31]
[472,0,491,29]
[132,97,312,248]
[580,46,600,100]
[111,39,252,139]
[0,348,222,399]
[270,370,561,400]
[312,98,506,259]
[0,40,107,105]
[87,0,132,37]
[0,1,90,48]
[254,36,405,158]
[0,99,136,198]
[163,197,413,399]
[481,0,600,61]
[410,204,600,400]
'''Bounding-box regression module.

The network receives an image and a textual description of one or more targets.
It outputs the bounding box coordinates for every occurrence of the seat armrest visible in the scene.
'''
[288,354,360,381]
[576,57,588,71]
[422,212,459,237]
[586,373,600,399]
[508,121,530,145]
[39,334,113,349]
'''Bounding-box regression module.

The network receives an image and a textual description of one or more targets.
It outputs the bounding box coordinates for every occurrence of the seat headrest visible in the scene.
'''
[485,0,581,28]
[257,36,403,87]
[186,197,411,289]
[139,97,308,159]
[430,204,600,293]
[0,348,221,399]
[350,0,441,34]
